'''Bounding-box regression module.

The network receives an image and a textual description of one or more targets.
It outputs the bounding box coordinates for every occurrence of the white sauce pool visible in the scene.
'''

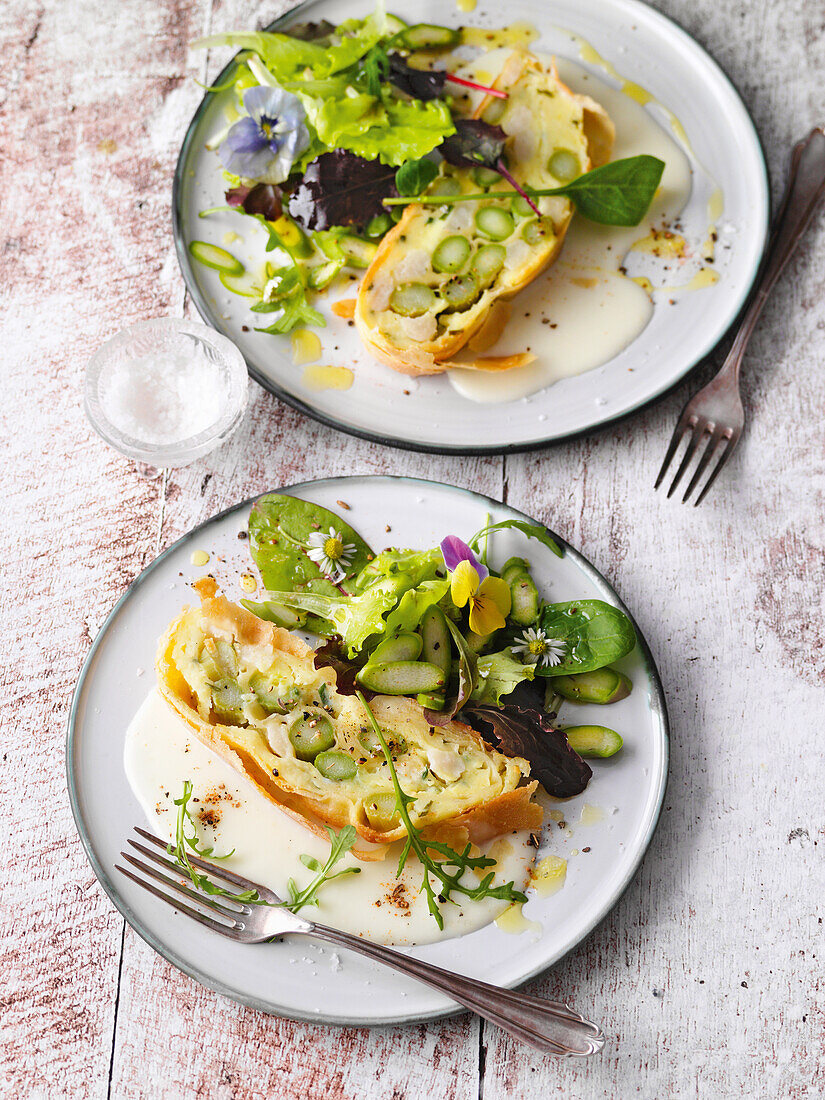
[448,54,694,404]
[124,690,535,946]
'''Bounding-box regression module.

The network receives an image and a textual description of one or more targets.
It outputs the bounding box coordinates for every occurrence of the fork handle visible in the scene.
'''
[302,922,604,1056]
[727,127,825,371]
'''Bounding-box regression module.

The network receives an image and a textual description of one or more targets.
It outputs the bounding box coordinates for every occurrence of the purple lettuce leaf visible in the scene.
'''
[463,702,592,797]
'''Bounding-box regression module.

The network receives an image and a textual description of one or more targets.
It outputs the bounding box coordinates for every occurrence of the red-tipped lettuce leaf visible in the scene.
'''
[312,635,365,697]
[388,55,446,100]
[463,703,592,797]
[226,183,283,221]
[439,119,508,168]
[288,151,398,231]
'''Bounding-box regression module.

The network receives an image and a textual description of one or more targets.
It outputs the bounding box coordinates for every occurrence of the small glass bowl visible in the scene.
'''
[84,318,248,468]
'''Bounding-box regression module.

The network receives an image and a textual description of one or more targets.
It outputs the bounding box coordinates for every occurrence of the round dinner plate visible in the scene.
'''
[67,476,669,1025]
[173,0,768,454]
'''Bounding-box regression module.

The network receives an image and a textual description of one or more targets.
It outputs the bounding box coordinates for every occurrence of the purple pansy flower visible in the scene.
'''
[440,535,488,582]
[219,85,309,183]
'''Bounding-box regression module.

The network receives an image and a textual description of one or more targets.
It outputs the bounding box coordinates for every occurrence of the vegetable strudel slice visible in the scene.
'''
[157,588,542,860]
[354,50,615,376]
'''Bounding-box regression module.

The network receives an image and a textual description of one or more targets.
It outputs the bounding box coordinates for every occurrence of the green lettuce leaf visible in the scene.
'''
[471,649,534,705]
[253,578,409,656]
[354,547,443,592]
[343,97,454,165]
[383,578,450,637]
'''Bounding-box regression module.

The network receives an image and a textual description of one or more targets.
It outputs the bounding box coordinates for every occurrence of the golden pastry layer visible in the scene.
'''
[157,589,542,860]
[354,50,614,375]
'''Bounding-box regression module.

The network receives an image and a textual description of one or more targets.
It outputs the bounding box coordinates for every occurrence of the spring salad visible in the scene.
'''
[187,7,664,357]
[240,493,637,797]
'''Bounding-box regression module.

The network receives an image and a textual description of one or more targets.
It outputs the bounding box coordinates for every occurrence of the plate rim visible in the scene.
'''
[66,474,670,1026]
[172,0,771,455]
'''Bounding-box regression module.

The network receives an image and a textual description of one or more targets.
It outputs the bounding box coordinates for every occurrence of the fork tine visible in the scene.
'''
[115,863,243,939]
[654,411,696,490]
[133,826,263,895]
[666,420,710,498]
[681,426,727,503]
[693,430,740,506]
[122,848,246,919]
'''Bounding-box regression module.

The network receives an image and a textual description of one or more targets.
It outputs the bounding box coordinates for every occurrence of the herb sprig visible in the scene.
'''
[356,692,526,929]
[285,825,361,910]
[167,780,359,913]
[383,154,666,227]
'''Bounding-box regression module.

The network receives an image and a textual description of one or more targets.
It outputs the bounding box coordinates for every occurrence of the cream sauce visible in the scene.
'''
[124,690,535,947]
[448,53,696,404]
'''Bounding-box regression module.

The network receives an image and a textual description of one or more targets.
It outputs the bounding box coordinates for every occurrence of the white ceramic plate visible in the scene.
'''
[173,0,768,453]
[67,476,669,1024]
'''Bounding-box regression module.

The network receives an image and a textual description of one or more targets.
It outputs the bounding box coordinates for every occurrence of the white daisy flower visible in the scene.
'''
[512,626,567,668]
[306,527,356,584]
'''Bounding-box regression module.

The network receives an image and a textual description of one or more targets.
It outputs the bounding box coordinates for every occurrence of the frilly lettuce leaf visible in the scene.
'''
[383,578,450,638]
[193,16,383,80]
[342,97,454,165]
[355,547,443,592]
[471,649,534,706]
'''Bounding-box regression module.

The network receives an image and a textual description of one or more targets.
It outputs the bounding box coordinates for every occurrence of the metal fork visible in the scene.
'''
[655,127,825,505]
[117,826,604,1056]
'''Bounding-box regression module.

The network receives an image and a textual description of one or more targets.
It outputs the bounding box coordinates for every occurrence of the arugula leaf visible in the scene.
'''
[471,649,534,706]
[166,780,261,900]
[357,43,391,96]
[357,693,526,929]
[254,290,325,332]
[469,519,564,558]
[248,493,373,597]
[167,781,359,914]
[535,599,636,677]
[395,157,439,197]
[384,155,665,227]
[285,825,361,910]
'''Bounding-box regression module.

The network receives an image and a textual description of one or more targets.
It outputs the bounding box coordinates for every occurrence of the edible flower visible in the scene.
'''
[307,527,356,584]
[440,536,511,635]
[512,626,567,668]
[219,85,310,183]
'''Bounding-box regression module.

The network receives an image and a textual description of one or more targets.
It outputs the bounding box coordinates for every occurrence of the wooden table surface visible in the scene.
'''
[3,0,824,1095]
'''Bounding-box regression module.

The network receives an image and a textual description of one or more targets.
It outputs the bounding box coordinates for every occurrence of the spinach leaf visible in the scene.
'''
[384,155,665,227]
[535,155,665,227]
[471,649,534,706]
[469,518,563,558]
[248,493,373,598]
[395,157,439,197]
[535,599,636,677]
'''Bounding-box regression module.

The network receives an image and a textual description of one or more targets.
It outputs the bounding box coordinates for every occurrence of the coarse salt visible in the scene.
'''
[99,347,227,444]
